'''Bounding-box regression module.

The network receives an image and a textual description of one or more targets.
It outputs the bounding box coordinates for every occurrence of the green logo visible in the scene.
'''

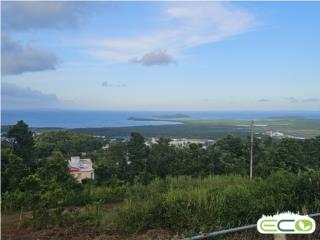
[295,220,314,232]
[257,213,315,234]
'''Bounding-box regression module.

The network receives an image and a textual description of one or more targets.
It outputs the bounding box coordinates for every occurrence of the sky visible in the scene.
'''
[1,1,320,111]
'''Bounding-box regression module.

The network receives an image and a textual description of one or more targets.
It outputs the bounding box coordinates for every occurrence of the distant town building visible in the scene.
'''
[68,156,95,183]
[145,137,215,148]
[102,144,109,150]
[145,137,158,146]
[169,138,215,149]
[266,130,285,138]
[266,130,305,140]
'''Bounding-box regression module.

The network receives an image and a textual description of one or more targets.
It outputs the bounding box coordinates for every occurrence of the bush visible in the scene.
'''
[112,171,320,236]
[3,171,319,235]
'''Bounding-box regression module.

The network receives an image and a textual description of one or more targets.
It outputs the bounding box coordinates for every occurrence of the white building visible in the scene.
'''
[68,156,95,183]
[169,138,215,148]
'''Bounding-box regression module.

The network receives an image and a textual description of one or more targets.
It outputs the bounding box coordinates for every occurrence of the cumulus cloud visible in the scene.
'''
[1,2,100,75]
[257,98,269,102]
[101,81,126,88]
[1,82,63,109]
[1,34,59,75]
[1,1,93,31]
[302,98,320,103]
[92,2,257,64]
[130,50,175,66]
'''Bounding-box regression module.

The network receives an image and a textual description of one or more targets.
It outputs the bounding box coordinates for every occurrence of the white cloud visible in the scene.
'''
[165,2,255,46]
[1,82,63,109]
[1,34,59,75]
[1,1,93,31]
[258,98,270,102]
[92,2,256,65]
[283,97,320,104]
[302,98,320,103]
[1,2,100,75]
[101,81,126,88]
[130,50,175,66]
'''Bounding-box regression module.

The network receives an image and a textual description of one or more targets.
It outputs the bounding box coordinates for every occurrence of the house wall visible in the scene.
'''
[70,156,81,164]
[70,171,95,183]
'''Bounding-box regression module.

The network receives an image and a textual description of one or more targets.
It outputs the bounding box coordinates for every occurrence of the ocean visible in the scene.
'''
[1,110,320,128]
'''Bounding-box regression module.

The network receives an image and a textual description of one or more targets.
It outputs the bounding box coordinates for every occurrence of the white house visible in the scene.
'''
[68,156,95,183]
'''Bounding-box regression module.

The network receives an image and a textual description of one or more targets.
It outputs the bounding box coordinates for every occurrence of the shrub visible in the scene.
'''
[112,171,320,236]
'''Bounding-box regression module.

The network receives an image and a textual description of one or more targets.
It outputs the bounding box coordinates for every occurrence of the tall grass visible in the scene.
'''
[112,171,320,236]
[4,171,319,236]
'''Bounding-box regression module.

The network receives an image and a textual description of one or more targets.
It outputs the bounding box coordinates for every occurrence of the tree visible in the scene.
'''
[37,151,74,184]
[274,138,305,173]
[127,132,149,181]
[250,137,275,177]
[147,138,175,178]
[108,141,129,180]
[95,141,129,183]
[8,120,35,166]
[34,131,104,157]
[302,137,320,170]
[213,136,248,175]
[205,144,219,175]
[2,151,29,192]
[178,143,207,176]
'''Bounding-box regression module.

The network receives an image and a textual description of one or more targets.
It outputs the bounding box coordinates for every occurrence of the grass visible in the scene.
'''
[3,171,320,238]
[110,172,320,236]
[183,118,320,138]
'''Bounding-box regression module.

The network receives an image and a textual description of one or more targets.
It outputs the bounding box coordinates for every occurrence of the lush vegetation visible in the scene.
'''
[1,120,320,236]
[112,172,320,236]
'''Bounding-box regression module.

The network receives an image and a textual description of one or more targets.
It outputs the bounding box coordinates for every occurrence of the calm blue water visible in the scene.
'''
[1,110,320,128]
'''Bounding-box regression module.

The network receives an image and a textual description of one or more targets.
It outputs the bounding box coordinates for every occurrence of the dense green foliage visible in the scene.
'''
[7,120,35,163]
[1,120,320,235]
[34,130,104,157]
[113,172,320,235]
[92,133,320,182]
[1,122,105,228]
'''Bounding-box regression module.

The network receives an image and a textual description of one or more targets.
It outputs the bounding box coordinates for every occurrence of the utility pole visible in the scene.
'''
[250,120,254,180]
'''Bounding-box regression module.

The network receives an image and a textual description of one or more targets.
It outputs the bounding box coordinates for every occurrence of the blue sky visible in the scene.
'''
[1,1,320,111]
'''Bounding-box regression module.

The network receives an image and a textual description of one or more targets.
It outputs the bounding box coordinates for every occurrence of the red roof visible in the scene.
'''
[69,167,94,173]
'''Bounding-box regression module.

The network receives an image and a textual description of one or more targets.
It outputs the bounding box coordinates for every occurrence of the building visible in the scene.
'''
[145,137,158,146]
[266,130,285,138]
[169,138,215,149]
[68,156,95,183]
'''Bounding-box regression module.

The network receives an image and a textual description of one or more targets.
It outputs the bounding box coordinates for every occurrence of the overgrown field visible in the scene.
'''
[3,171,320,237]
